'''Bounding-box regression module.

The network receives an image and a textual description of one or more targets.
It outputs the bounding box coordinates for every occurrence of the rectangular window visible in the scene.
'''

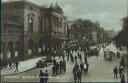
[28,18,33,33]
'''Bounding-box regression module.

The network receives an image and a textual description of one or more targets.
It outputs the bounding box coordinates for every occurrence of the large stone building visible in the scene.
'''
[1,0,68,67]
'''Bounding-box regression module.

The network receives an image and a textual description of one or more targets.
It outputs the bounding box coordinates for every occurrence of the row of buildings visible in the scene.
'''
[67,20,110,48]
[1,0,111,66]
[1,0,69,65]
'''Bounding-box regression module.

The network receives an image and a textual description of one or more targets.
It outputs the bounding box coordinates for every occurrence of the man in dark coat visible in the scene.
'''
[117,51,120,58]
[63,60,66,73]
[15,61,19,72]
[73,66,77,83]
[113,66,118,78]
[84,55,87,64]
[75,55,77,62]
[77,68,82,83]
[44,70,49,83]
[80,62,84,74]
[96,49,99,58]
[39,70,44,83]
[86,62,89,72]
[60,60,63,74]
[121,74,125,83]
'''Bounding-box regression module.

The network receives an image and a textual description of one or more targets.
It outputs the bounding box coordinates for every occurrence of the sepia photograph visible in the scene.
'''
[1,0,128,83]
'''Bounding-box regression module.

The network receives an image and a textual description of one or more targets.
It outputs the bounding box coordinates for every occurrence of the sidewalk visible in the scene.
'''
[1,56,46,76]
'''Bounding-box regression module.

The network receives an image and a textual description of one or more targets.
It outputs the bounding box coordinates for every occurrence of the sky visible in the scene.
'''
[3,0,128,31]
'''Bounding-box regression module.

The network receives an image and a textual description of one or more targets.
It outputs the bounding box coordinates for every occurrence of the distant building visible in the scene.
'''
[106,29,118,39]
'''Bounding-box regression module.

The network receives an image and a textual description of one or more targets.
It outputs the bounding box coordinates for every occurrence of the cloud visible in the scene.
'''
[2,0,127,31]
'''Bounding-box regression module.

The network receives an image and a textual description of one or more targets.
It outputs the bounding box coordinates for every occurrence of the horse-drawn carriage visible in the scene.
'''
[104,51,115,61]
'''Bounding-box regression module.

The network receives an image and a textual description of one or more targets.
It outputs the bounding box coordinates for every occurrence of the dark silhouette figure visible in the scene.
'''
[80,62,84,74]
[121,74,125,83]
[15,61,19,72]
[63,60,66,73]
[44,70,49,83]
[118,66,123,78]
[117,52,120,58]
[39,70,44,83]
[84,55,87,63]
[86,62,89,72]
[75,55,77,62]
[77,68,82,83]
[73,66,77,83]
[113,66,118,78]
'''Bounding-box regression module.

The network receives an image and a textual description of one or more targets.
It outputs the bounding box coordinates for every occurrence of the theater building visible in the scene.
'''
[1,0,68,66]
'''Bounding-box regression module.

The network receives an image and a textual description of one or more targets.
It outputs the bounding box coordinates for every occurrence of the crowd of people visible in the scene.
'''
[113,66,125,83]
[64,45,92,83]
[39,70,49,83]
[52,59,66,76]
[1,57,20,72]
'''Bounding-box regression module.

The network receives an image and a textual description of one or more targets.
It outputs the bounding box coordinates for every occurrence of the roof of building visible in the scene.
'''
[2,0,41,9]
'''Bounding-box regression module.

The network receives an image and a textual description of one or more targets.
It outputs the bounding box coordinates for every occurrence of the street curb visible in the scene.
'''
[1,64,52,76]
[1,57,60,76]
[1,66,36,76]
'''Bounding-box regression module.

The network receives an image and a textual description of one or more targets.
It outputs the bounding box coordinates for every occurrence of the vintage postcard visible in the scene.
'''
[1,0,128,83]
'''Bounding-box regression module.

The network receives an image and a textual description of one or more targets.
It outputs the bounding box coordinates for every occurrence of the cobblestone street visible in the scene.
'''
[1,45,127,83]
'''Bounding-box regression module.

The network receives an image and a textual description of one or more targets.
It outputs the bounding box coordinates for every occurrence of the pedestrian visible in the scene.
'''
[117,51,120,58]
[15,61,19,72]
[44,70,49,83]
[80,62,84,74]
[59,60,63,74]
[39,70,44,83]
[62,53,65,61]
[121,74,125,83]
[113,66,118,78]
[9,59,12,69]
[118,66,123,78]
[63,60,66,73]
[84,55,87,64]
[75,63,79,71]
[96,49,99,58]
[56,63,59,75]
[86,62,89,72]
[67,53,69,61]
[73,66,77,83]
[75,55,77,62]
[79,54,82,61]
[113,52,116,58]
[77,68,82,83]
[52,65,56,76]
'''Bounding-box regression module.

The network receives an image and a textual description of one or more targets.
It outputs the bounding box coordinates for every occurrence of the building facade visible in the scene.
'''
[1,1,68,67]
